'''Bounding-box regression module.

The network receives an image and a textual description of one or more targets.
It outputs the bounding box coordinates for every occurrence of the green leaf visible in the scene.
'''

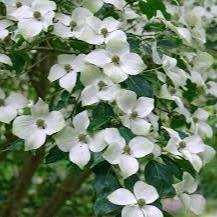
[145,156,182,197]
[45,146,68,164]
[93,162,121,216]
[125,74,153,98]
[10,51,30,74]
[119,127,134,143]
[0,139,24,153]
[88,103,115,133]
[139,0,171,20]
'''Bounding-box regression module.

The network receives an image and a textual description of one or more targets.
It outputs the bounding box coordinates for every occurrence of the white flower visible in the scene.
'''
[0,89,28,123]
[79,16,126,45]
[0,20,13,40]
[207,81,217,97]
[54,111,94,169]
[53,7,93,39]
[174,172,206,215]
[85,39,146,83]
[116,90,154,136]
[191,108,213,138]
[108,181,163,217]
[48,54,85,92]
[11,0,56,39]
[0,54,13,66]
[162,55,189,87]
[93,128,154,178]
[163,127,205,172]
[13,99,65,150]
[81,75,120,106]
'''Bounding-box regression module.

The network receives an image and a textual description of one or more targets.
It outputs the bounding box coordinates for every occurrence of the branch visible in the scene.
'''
[31,47,76,54]
[0,147,45,217]
[33,169,91,217]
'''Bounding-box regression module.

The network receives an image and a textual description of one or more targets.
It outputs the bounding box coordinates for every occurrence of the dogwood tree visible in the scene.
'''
[0,0,216,217]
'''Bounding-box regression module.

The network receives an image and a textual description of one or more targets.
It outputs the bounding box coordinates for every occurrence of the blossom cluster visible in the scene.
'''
[0,0,216,216]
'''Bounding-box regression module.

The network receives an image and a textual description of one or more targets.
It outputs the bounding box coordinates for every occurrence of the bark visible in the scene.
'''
[0,147,45,217]
[33,169,91,217]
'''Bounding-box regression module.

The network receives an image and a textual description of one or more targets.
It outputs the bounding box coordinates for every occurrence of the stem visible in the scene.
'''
[33,169,91,217]
[0,147,45,217]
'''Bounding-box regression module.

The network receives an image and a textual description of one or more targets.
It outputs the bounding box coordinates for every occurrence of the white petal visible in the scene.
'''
[143,205,163,217]
[31,99,49,117]
[182,172,198,194]
[32,0,56,13]
[59,72,77,92]
[119,155,139,179]
[199,145,216,165]
[18,19,43,39]
[98,84,120,101]
[103,63,128,83]
[176,27,192,44]
[12,115,36,138]
[53,23,73,38]
[79,25,103,45]
[25,129,46,150]
[134,97,154,118]
[69,143,91,169]
[189,194,206,215]
[122,205,144,217]
[0,54,12,66]
[164,138,181,156]
[73,111,90,133]
[121,53,146,75]
[5,92,28,109]
[83,0,103,13]
[103,17,120,32]
[54,127,78,152]
[48,64,66,82]
[89,130,107,152]
[130,118,151,136]
[81,85,99,106]
[106,39,129,56]
[129,136,154,158]
[0,106,17,123]
[134,181,159,204]
[184,135,205,154]
[105,30,127,43]
[103,143,123,164]
[116,90,137,114]
[71,7,93,26]
[85,49,110,66]
[104,128,126,147]
[44,111,65,135]
[108,189,137,206]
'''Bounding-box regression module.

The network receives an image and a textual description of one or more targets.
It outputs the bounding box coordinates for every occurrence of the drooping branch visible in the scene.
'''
[33,169,91,217]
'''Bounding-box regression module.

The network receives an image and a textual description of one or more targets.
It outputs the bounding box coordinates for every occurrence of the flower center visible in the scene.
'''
[70,21,77,30]
[0,99,5,107]
[64,64,72,72]
[36,119,46,129]
[112,55,120,65]
[101,28,108,37]
[124,145,131,155]
[193,117,199,123]
[98,81,107,90]
[179,141,186,149]
[78,134,87,142]
[131,111,138,119]
[138,199,146,208]
[16,1,22,8]
[33,11,42,21]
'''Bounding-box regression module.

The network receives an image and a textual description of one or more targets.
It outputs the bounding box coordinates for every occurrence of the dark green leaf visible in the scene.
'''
[139,0,171,20]
[125,74,153,97]
[88,103,115,133]
[0,139,24,153]
[119,127,134,143]
[45,146,68,164]
[93,162,121,216]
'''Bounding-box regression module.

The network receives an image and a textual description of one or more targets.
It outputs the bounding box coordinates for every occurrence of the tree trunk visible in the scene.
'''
[0,147,45,217]
[33,169,91,217]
